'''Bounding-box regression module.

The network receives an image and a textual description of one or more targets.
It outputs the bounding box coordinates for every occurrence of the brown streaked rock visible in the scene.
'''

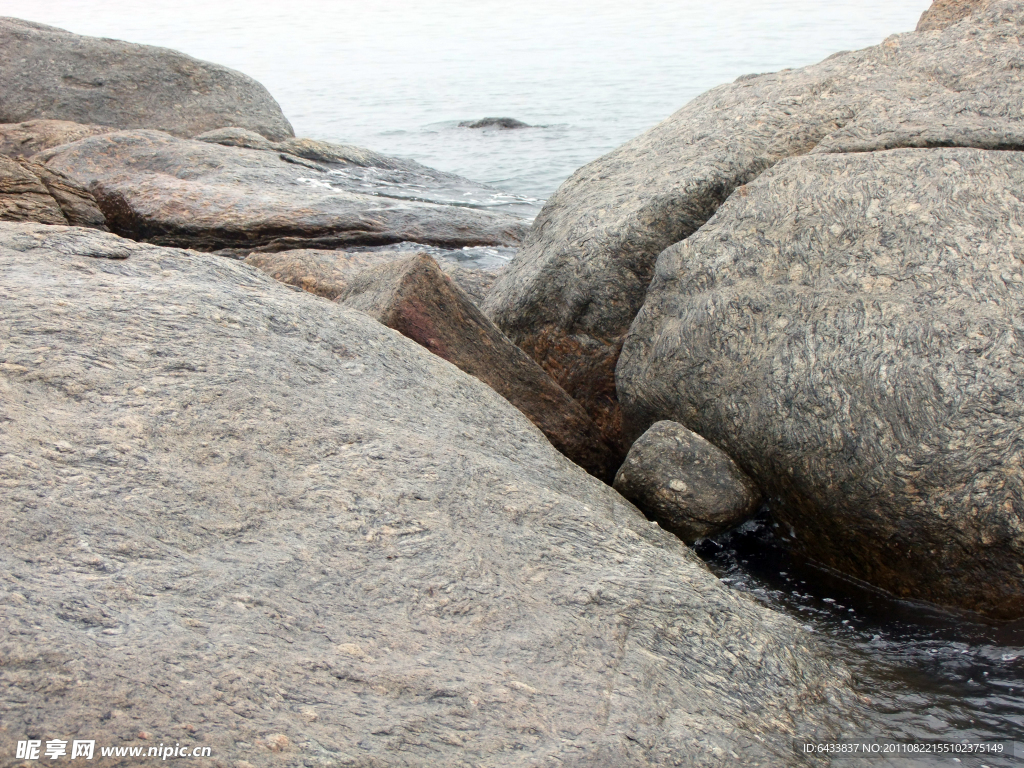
[0,119,118,160]
[336,253,617,480]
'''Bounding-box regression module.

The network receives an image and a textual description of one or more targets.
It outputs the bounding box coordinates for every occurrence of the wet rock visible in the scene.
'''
[245,248,502,307]
[483,1,1024,456]
[335,253,617,479]
[614,421,761,544]
[37,130,528,252]
[0,155,106,230]
[0,119,118,160]
[459,117,532,129]
[618,148,1024,620]
[0,221,861,765]
[0,17,294,140]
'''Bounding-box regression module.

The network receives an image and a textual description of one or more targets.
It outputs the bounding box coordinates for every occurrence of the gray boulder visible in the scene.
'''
[36,130,528,252]
[483,0,1024,455]
[459,118,532,129]
[614,421,762,544]
[618,148,1024,620]
[916,0,994,30]
[0,222,861,766]
[0,17,293,140]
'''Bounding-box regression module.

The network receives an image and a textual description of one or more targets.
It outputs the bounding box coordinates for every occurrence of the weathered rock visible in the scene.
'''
[0,221,862,766]
[917,0,992,30]
[0,119,117,160]
[0,17,294,140]
[37,130,528,252]
[483,1,1024,456]
[245,248,502,307]
[614,421,762,544]
[459,117,532,129]
[618,147,1024,620]
[195,126,414,170]
[0,154,108,230]
[334,253,617,480]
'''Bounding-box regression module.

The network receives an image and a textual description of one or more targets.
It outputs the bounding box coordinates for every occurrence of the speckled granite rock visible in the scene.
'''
[0,119,118,160]
[0,17,293,140]
[0,222,862,766]
[483,0,1024,456]
[334,253,617,480]
[37,130,528,252]
[0,155,106,230]
[245,248,502,307]
[916,0,993,30]
[614,422,762,544]
[618,148,1024,620]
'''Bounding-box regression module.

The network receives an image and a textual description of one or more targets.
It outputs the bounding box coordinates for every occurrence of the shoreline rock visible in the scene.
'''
[0,17,294,140]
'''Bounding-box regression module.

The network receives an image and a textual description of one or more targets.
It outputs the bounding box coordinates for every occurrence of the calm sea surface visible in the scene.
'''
[6,0,1024,761]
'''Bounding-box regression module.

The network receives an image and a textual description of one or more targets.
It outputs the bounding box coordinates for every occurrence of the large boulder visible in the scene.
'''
[245,248,502,307]
[618,147,1024,620]
[0,222,861,766]
[334,253,617,480]
[613,422,762,544]
[483,0,1024,455]
[0,155,106,230]
[36,130,528,252]
[0,18,293,140]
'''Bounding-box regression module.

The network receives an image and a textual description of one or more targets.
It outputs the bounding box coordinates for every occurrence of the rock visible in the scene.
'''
[459,117,532,129]
[245,248,502,307]
[195,126,414,170]
[0,155,107,230]
[483,1,1024,457]
[618,147,1024,620]
[613,422,762,544]
[37,130,528,252]
[0,17,294,140]
[0,119,118,160]
[334,253,618,480]
[0,221,863,765]
[917,0,992,30]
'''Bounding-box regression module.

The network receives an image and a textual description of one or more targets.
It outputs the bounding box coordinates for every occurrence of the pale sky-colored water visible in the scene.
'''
[6,0,932,198]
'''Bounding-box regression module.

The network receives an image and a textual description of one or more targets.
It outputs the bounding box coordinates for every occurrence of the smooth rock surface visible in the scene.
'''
[459,118,532,129]
[618,148,1024,620]
[245,248,502,307]
[0,119,118,160]
[614,422,762,544]
[0,17,293,140]
[0,155,107,230]
[484,1,1024,455]
[0,222,859,766]
[37,130,528,252]
[335,253,617,480]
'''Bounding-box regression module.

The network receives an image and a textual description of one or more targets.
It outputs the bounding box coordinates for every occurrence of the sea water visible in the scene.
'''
[6,0,1023,761]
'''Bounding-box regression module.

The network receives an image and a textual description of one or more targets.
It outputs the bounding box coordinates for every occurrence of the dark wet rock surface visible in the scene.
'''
[0,222,865,767]
[36,130,530,253]
[614,421,762,544]
[0,17,294,140]
[483,1,1024,456]
[334,253,617,480]
[618,147,1024,620]
[459,117,532,129]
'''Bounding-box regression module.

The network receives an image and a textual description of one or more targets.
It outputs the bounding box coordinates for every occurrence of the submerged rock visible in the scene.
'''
[245,248,502,307]
[614,421,762,544]
[0,222,860,765]
[0,17,294,140]
[0,119,118,160]
[334,253,617,479]
[618,147,1024,620]
[0,155,106,230]
[37,130,528,252]
[483,1,1024,455]
[459,117,532,129]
